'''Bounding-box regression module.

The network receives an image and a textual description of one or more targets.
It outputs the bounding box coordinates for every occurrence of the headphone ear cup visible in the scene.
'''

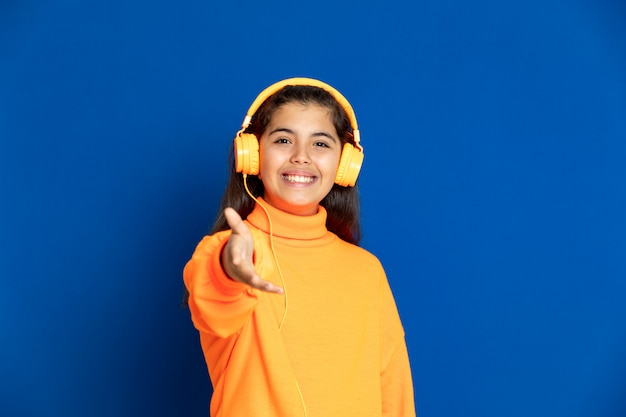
[234,133,260,176]
[335,142,364,187]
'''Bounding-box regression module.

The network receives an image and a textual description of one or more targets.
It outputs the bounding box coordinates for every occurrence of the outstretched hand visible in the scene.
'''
[222,207,284,294]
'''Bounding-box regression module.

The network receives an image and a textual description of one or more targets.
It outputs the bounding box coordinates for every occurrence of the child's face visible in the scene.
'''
[258,102,342,216]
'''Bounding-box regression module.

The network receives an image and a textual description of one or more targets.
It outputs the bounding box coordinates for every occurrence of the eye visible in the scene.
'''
[314,141,331,148]
[274,137,291,144]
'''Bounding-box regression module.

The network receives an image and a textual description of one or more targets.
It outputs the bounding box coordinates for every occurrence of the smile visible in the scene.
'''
[282,174,316,184]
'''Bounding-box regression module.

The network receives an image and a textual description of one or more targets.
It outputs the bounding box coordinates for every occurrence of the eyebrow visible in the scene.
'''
[268,127,338,143]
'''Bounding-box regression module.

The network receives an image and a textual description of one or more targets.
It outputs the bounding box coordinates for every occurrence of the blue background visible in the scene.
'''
[1,1,625,416]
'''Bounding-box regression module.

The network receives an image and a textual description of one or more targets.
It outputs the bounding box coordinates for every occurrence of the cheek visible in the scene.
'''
[258,147,279,181]
[324,153,342,177]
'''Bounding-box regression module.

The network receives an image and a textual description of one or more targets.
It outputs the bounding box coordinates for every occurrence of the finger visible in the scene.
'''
[248,275,284,294]
[224,207,252,238]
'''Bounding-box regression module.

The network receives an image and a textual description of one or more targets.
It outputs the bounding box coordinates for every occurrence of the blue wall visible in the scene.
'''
[1,1,625,416]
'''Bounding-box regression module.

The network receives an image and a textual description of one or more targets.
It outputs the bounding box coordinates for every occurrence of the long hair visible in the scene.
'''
[182,84,361,306]
[211,84,361,244]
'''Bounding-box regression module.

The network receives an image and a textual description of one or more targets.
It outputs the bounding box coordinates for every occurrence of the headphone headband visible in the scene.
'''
[240,77,362,151]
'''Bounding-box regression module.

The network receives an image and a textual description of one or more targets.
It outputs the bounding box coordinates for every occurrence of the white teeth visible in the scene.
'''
[283,174,315,184]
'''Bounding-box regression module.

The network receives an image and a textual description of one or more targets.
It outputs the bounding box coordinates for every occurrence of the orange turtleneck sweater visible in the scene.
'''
[183,199,415,417]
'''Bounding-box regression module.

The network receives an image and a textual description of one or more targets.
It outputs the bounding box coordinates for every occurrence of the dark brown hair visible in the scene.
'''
[211,84,361,244]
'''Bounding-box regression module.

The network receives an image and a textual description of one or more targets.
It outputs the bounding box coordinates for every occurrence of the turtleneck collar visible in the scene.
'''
[246,197,328,240]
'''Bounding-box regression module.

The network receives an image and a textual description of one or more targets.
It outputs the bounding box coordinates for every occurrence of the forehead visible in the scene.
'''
[268,102,334,124]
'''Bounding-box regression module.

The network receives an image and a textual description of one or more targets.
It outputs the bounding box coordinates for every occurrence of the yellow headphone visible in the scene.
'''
[233,77,364,187]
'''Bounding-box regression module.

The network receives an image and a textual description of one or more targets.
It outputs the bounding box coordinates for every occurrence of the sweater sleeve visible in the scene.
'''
[379,272,417,417]
[381,337,416,417]
[183,229,271,339]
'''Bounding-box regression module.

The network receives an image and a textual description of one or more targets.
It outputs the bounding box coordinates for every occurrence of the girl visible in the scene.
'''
[183,78,415,417]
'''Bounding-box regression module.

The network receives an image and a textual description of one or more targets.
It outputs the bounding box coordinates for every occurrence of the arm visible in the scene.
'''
[183,231,257,338]
[381,338,416,417]
[379,272,417,417]
[183,208,281,338]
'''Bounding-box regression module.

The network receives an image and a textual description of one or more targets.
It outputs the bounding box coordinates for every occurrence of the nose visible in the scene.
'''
[290,143,311,165]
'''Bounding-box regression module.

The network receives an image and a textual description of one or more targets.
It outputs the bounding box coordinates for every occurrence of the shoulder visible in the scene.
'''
[334,236,380,259]
[332,236,386,272]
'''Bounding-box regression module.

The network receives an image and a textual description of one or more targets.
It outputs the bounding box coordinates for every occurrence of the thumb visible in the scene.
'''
[224,207,251,238]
